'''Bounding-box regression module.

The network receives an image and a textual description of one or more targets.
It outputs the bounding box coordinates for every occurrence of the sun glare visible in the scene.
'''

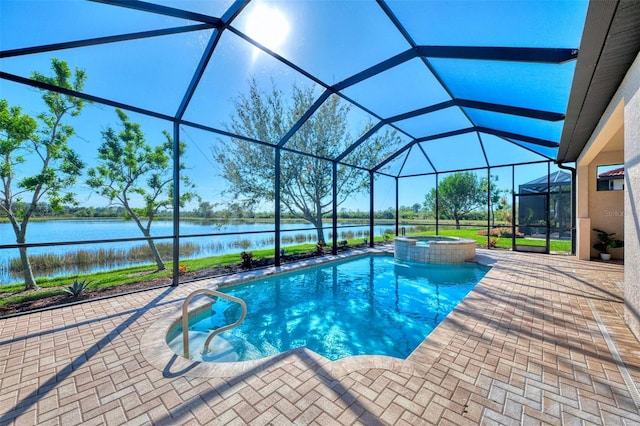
[245,3,290,60]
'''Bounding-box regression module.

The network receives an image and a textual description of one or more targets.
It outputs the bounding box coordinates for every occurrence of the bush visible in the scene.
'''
[62,279,92,298]
[477,227,523,238]
[240,251,253,268]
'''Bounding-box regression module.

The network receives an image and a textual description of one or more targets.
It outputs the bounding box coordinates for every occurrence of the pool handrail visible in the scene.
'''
[181,288,247,359]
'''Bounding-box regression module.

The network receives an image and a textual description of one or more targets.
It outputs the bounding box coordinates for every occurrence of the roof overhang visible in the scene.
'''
[557,0,640,163]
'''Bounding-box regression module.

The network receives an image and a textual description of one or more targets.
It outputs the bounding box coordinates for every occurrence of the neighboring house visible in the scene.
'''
[557,1,640,341]
[596,166,625,191]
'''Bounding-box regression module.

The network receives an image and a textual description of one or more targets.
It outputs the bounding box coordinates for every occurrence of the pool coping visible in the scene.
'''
[140,248,493,380]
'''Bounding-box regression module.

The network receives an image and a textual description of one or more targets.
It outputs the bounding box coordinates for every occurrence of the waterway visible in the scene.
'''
[0,219,395,284]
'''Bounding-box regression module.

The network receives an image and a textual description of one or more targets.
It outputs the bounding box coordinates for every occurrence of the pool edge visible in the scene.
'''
[140,247,494,380]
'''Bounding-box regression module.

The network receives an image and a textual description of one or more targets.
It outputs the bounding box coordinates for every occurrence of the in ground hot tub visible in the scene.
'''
[394,236,476,264]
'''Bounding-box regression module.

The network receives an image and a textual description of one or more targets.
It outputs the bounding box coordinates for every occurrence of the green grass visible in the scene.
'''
[0,288,63,308]
[404,227,571,252]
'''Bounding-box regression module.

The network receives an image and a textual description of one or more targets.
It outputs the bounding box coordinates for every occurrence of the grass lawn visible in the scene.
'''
[404,228,572,252]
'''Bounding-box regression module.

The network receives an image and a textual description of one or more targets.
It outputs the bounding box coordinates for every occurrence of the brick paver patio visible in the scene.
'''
[1,249,639,425]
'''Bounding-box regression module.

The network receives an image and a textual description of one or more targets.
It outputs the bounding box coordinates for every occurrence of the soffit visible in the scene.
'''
[558,0,640,163]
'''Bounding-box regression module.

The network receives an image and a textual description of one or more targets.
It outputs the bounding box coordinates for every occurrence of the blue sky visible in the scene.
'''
[0,0,587,213]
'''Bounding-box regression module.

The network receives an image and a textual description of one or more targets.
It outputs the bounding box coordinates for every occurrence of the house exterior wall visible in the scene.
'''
[576,104,625,261]
[575,51,640,342]
[623,54,640,341]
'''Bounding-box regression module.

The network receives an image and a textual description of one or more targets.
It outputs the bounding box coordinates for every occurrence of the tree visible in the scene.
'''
[498,195,512,225]
[0,59,86,290]
[87,109,197,271]
[482,174,504,227]
[214,79,399,243]
[195,201,214,218]
[424,171,486,229]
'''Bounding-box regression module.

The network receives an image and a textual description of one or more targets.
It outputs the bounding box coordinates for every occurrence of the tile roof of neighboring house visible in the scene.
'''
[598,166,625,178]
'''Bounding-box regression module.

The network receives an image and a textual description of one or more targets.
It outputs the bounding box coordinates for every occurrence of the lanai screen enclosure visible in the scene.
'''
[0,1,587,287]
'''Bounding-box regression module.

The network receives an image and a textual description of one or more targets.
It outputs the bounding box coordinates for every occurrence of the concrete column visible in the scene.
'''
[576,165,591,260]
[624,53,640,341]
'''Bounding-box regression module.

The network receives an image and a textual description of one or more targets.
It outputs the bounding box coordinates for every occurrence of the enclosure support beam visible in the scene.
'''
[487,167,491,248]
[477,133,491,249]
[557,162,577,255]
[370,171,375,248]
[172,121,180,286]
[546,162,551,252]
[395,178,399,236]
[332,162,338,255]
[511,165,516,251]
[435,173,439,236]
[275,148,281,266]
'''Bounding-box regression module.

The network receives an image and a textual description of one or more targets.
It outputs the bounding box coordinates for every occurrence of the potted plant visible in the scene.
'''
[592,228,624,260]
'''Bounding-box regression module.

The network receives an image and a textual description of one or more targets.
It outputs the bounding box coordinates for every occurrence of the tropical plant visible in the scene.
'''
[592,228,624,254]
[62,279,92,298]
[0,59,87,290]
[240,251,253,268]
[86,109,198,271]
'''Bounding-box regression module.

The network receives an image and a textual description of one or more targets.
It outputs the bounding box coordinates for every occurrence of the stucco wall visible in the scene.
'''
[576,51,640,342]
[623,53,640,341]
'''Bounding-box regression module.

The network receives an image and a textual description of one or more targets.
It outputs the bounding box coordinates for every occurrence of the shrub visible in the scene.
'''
[62,279,92,298]
[477,227,523,238]
[240,251,253,268]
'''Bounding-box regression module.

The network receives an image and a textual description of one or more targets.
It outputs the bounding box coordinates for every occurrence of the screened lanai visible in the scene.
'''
[1,0,586,289]
[5,2,640,425]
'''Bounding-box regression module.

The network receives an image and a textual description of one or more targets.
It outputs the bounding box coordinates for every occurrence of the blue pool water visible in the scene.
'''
[415,236,457,246]
[168,255,489,362]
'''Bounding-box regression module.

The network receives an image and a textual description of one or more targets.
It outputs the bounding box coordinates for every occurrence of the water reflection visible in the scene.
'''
[188,255,489,361]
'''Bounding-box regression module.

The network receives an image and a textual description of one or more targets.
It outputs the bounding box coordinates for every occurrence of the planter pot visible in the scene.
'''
[600,253,611,261]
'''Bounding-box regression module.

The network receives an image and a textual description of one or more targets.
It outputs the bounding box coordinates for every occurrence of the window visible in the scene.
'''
[596,164,624,191]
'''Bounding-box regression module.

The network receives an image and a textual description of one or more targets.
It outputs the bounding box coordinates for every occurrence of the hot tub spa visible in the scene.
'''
[394,236,476,264]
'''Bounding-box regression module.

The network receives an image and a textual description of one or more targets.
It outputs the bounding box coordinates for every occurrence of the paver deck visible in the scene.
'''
[1,249,639,425]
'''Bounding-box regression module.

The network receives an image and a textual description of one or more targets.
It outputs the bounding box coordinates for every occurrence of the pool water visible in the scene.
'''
[168,255,489,362]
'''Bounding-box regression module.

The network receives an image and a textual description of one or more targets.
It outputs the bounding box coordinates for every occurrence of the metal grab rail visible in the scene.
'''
[181,289,247,359]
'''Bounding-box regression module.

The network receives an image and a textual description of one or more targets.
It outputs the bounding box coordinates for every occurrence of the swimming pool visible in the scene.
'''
[168,255,489,362]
